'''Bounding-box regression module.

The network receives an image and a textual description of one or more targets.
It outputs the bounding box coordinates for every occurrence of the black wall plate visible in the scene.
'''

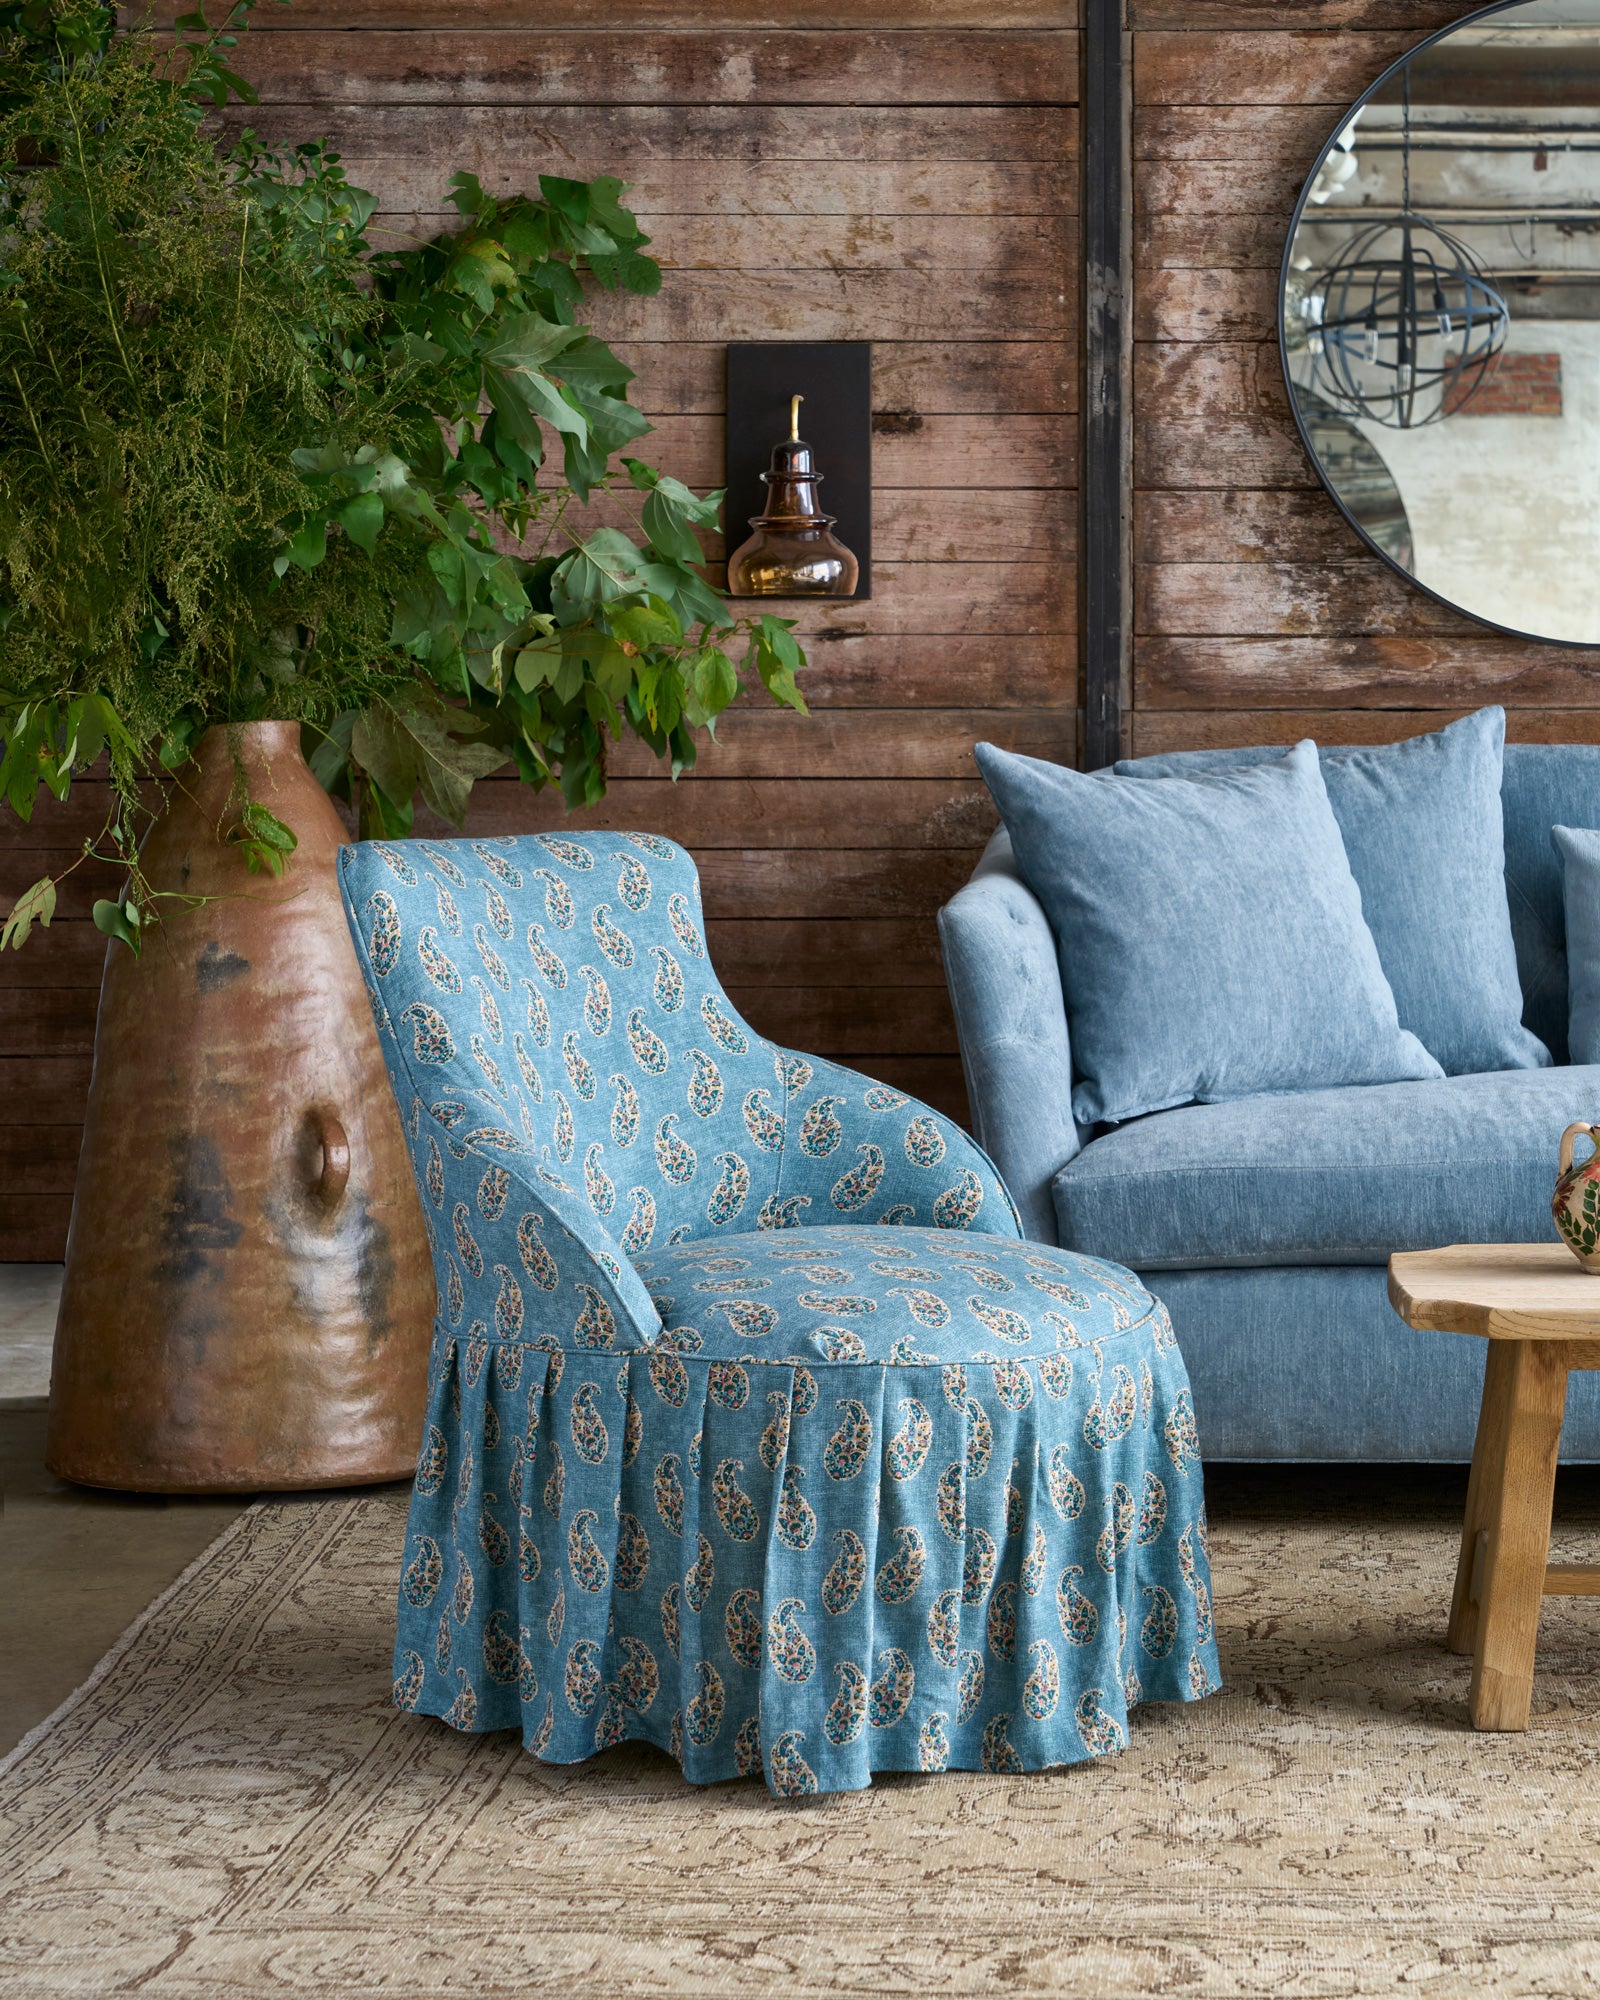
[725,341,872,600]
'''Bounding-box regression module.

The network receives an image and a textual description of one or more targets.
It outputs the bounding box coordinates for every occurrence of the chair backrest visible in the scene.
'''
[338,830,796,1255]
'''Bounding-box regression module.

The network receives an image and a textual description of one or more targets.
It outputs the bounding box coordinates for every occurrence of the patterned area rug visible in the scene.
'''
[4,1481,1600,1999]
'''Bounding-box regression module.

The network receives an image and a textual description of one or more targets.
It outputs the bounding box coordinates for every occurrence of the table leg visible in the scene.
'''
[1448,1343,1514,1656]
[1468,1342,1569,1732]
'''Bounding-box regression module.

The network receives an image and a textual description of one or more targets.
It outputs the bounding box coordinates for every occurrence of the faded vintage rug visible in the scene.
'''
[4,1479,1600,2000]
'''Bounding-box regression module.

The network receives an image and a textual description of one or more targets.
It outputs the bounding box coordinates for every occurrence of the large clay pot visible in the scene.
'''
[46,722,432,1492]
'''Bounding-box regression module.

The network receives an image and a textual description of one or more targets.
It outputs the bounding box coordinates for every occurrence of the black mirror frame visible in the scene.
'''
[1278,0,1587,649]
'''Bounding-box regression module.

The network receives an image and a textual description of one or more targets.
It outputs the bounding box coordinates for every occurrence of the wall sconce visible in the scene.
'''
[725,342,871,599]
[727,395,860,598]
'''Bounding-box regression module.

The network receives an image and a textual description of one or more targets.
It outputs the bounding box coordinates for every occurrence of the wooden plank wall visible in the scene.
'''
[0,1,1080,1259]
[1130,0,1600,754]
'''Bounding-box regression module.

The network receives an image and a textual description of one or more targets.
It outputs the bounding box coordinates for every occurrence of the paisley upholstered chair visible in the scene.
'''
[339,830,1219,1796]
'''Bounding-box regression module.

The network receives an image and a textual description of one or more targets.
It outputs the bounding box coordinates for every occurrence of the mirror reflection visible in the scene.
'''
[1283,0,1600,643]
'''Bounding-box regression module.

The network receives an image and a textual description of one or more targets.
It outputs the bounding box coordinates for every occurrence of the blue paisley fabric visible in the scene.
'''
[339,830,1220,1795]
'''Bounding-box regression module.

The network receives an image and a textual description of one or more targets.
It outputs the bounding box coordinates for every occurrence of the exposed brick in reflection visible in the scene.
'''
[1445,352,1563,418]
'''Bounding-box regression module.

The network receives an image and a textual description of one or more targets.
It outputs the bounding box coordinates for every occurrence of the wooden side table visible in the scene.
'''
[1388,1243,1600,1731]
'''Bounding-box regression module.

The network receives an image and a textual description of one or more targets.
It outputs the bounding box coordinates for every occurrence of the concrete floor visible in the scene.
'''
[0,1267,244,1758]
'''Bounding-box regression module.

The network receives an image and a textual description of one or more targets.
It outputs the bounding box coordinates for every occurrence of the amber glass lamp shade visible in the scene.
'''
[727,413,859,598]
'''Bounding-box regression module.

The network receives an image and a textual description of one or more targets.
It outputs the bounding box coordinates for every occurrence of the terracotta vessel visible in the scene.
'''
[46,723,432,1492]
[1553,1121,1600,1273]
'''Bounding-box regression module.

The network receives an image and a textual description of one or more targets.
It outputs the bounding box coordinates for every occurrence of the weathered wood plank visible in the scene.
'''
[233,31,1080,108]
[1137,560,1479,638]
[222,108,1076,215]
[600,341,1075,417]
[0,990,98,1058]
[0,1125,86,1195]
[608,707,1073,779]
[454,776,1001,848]
[697,851,981,918]
[1130,0,1469,27]
[1131,710,1600,755]
[1136,489,1370,566]
[0,1059,92,1122]
[1134,266,1278,344]
[1135,340,1289,420]
[706,918,947,985]
[601,412,1077,489]
[370,210,1073,274]
[1135,103,1346,162]
[0,1195,72,1262]
[724,984,957,1053]
[1137,637,1600,712]
[0,921,107,989]
[1135,415,1308,490]
[1138,209,1291,272]
[735,634,1078,708]
[569,267,1073,344]
[161,0,1079,24]
[1134,31,1412,106]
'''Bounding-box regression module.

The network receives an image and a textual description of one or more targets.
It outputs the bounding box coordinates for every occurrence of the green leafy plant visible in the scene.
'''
[0,0,807,951]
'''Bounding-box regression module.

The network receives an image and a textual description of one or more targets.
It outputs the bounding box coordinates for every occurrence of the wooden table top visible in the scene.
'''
[1388,1243,1600,1343]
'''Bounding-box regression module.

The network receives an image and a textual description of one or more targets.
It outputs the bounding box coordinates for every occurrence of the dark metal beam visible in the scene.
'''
[1080,0,1132,772]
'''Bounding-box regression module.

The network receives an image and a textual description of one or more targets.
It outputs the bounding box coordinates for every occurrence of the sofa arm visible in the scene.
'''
[938,830,1082,1244]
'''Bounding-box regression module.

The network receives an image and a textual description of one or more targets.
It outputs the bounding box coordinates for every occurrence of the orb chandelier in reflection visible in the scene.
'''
[1297,66,1509,429]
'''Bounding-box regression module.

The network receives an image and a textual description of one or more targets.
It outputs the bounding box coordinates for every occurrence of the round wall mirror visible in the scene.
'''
[1281,0,1600,645]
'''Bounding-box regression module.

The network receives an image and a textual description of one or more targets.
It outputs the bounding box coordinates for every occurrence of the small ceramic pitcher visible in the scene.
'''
[1554,1123,1600,1271]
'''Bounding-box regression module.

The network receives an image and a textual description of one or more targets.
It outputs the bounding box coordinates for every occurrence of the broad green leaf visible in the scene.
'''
[93,898,143,955]
[1,876,54,950]
[338,491,384,556]
[642,488,704,564]
[484,311,584,373]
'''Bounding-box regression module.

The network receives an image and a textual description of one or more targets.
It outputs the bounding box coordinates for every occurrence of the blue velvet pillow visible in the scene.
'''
[1116,710,1548,1077]
[1553,825,1600,1064]
[975,738,1443,1127]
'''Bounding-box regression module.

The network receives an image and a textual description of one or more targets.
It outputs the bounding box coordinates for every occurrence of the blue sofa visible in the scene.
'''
[940,742,1600,1461]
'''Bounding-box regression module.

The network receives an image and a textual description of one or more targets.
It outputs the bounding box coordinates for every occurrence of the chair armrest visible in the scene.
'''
[938,829,1082,1244]
[412,1100,663,1349]
[766,1050,1023,1240]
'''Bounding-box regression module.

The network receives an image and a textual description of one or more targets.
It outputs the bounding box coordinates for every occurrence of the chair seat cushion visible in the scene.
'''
[632,1226,1157,1365]
[397,1228,1221,1794]
[1052,1065,1600,1271]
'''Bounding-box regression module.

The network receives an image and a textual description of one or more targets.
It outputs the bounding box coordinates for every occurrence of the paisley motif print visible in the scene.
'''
[766,1598,816,1684]
[654,1452,687,1535]
[534,834,593,872]
[685,1660,726,1745]
[926,1587,961,1669]
[799,1095,846,1159]
[402,1536,443,1607]
[830,1145,885,1213]
[567,1510,610,1592]
[968,1298,1032,1346]
[980,1712,1023,1775]
[532,868,577,930]
[756,1193,810,1229]
[366,891,403,977]
[935,1462,965,1543]
[477,1164,510,1221]
[885,1398,933,1481]
[648,945,685,1014]
[452,1204,483,1279]
[654,1114,697,1185]
[615,1511,650,1593]
[521,980,551,1047]
[582,1142,615,1217]
[768,1731,818,1798]
[824,1661,867,1745]
[474,924,512,989]
[473,842,523,890]
[562,1031,598,1102]
[705,1151,750,1228]
[1056,1565,1099,1646]
[1165,1390,1201,1474]
[1075,1687,1127,1758]
[570,1383,609,1465]
[572,1284,616,1350]
[578,965,612,1037]
[759,1389,790,1472]
[875,1525,926,1604]
[1023,1638,1060,1720]
[741,1088,785,1154]
[962,1527,998,1607]
[816,1529,867,1617]
[565,1637,603,1715]
[932,1168,984,1230]
[515,1213,559,1291]
[627,1009,670,1077]
[591,903,635,969]
[986,1581,1018,1662]
[1140,1584,1178,1659]
[667,892,704,958]
[917,1711,951,1772]
[776,1466,817,1551]
[868,1647,914,1728]
[700,992,748,1054]
[684,1533,716,1614]
[776,1053,813,1099]
[526,924,568,989]
[1096,1482,1136,1573]
[615,853,653,913]
[903,1115,947,1169]
[724,1587,762,1667]
[823,1398,874,1481]
[401,1002,455,1064]
[683,1047,725,1119]
[621,1186,656,1255]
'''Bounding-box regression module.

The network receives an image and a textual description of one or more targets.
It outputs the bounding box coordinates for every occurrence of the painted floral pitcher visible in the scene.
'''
[1554,1122,1600,1271]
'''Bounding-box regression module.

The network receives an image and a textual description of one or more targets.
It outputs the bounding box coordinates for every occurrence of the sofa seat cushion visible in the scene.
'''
[1052,1065,1600,1270]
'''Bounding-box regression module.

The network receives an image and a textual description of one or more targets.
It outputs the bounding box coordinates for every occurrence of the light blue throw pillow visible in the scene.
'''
[1116,709,1548,1077]
[1553,825,1600,1064]
[975,737,1444,1127]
